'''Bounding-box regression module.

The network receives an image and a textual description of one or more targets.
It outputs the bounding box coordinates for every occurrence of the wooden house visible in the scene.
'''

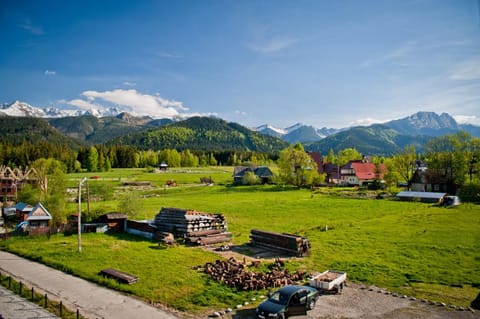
[233,166,274,184]
[26,202,52,236]
[0,166,39,204]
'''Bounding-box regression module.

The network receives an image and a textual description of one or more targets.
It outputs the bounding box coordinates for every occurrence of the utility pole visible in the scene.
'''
[78,177,87,253]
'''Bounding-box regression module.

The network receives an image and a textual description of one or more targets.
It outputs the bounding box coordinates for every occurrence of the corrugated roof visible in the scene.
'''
[396,191,447,199]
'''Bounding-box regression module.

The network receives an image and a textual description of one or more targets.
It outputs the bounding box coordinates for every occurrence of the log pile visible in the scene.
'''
[186,229,232,245]
[203,257,306,291]
[250,229,311,257]
[154,207,230,245]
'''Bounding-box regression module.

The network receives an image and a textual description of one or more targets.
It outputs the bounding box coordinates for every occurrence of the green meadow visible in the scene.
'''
[1,168,479,313]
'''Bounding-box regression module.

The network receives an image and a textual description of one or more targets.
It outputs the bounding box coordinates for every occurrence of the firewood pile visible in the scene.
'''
[250,229,311,257]
[202,257,307,291]
[154,207,230,245]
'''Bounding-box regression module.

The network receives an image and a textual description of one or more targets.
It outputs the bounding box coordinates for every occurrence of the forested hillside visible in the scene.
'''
[0,117,82,148]
[305,124,431,155]
[48,114,166,144]
[111,116,289,152]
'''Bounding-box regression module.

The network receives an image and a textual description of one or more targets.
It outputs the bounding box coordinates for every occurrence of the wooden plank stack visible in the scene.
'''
[250,229,311,257]
[154,207,230,245]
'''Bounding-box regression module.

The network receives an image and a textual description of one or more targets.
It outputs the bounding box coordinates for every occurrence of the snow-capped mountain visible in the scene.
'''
[255,123,339,143]
[384,112,460,136]
[254,124,287,138]
[0,101,123,118]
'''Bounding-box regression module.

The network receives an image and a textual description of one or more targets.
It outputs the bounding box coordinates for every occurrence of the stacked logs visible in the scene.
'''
[202,257,307,291]
[154,207,227,235]
[186,229,232,245]
[154,207,230,245]
[250,229,311,257]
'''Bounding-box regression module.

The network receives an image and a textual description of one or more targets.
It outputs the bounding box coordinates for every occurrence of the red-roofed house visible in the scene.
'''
[340,161,386,187]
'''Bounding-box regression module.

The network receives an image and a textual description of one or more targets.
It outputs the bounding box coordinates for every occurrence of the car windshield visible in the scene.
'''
[269,291,289,305]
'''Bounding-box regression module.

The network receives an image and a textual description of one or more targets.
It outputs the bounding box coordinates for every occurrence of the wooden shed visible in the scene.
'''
[97,213,127,232]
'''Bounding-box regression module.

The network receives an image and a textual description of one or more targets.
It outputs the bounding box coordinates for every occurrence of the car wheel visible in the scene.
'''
[278,312,286,319]
[307,299,316,310]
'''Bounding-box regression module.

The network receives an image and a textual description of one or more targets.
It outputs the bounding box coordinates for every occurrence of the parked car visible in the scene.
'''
[256,285,319,319]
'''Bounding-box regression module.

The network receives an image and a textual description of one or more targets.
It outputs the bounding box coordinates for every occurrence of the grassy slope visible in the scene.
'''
[2,168,479,312]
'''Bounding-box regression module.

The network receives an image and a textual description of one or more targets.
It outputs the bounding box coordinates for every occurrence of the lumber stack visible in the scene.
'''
[250,229,311,257]
[154,207,230,245]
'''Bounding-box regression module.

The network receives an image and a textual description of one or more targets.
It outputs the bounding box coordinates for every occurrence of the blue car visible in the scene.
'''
[256,285,319,319]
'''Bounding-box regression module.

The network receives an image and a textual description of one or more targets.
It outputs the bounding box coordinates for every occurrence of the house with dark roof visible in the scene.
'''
[233,166,274,184]
[410,168,458,194]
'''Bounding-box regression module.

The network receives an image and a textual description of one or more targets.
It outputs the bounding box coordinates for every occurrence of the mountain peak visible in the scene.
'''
[385,111,459,136]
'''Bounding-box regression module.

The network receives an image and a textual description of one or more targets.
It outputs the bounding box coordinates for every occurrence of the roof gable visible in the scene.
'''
[254,166,273,177]
[26,202,52,221]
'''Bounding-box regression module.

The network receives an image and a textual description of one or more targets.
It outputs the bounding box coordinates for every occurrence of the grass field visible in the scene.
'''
[1,168,479,313]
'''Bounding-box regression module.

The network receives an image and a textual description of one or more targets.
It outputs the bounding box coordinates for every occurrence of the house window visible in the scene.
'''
[434,184,440,191]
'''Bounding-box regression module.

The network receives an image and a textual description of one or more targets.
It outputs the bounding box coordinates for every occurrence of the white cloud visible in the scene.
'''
[248,35,299,54]
[361,41,417,68]
[349,117,385,126]
[80,89,188,118]
[18,19,44,35]
[65,99,100,110]
[450,58,480,81]
[235,110,248,116]
[123,81,136,87]
[453,115,480,126]
[44,70,56,76]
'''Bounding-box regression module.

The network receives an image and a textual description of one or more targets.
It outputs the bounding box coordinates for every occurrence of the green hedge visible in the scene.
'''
[459,184,480,203]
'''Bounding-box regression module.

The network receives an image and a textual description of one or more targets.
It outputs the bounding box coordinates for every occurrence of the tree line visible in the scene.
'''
[0,141,277,172]
[3,132,479,187]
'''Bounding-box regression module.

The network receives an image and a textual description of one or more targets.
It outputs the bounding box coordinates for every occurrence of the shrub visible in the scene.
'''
[459,184,480,203]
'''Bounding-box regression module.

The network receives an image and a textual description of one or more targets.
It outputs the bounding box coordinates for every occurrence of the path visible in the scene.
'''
[0,285,59,319]
[0,251,180,319]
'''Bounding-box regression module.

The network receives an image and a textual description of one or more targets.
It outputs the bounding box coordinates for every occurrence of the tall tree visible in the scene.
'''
[391,145,416,189]
[31,158,67,225]
[86,146,99,172]
[424,132,470,188]
[278,144,319,187]
[337,148,362,166]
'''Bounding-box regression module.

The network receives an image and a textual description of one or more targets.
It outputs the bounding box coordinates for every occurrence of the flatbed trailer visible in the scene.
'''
[309,270,346,293]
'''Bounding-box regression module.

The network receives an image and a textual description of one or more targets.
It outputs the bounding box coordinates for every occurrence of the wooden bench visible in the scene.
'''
[100,268,138,284]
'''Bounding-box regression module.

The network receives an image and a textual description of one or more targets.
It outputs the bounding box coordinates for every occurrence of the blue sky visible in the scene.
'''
[1,0,479,128]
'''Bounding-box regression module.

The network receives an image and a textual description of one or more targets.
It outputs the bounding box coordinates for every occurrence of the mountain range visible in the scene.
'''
[0,100,479,155]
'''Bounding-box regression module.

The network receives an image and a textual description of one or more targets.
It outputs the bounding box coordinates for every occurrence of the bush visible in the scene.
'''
[459,184,480,203]
[242,171,259,185]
